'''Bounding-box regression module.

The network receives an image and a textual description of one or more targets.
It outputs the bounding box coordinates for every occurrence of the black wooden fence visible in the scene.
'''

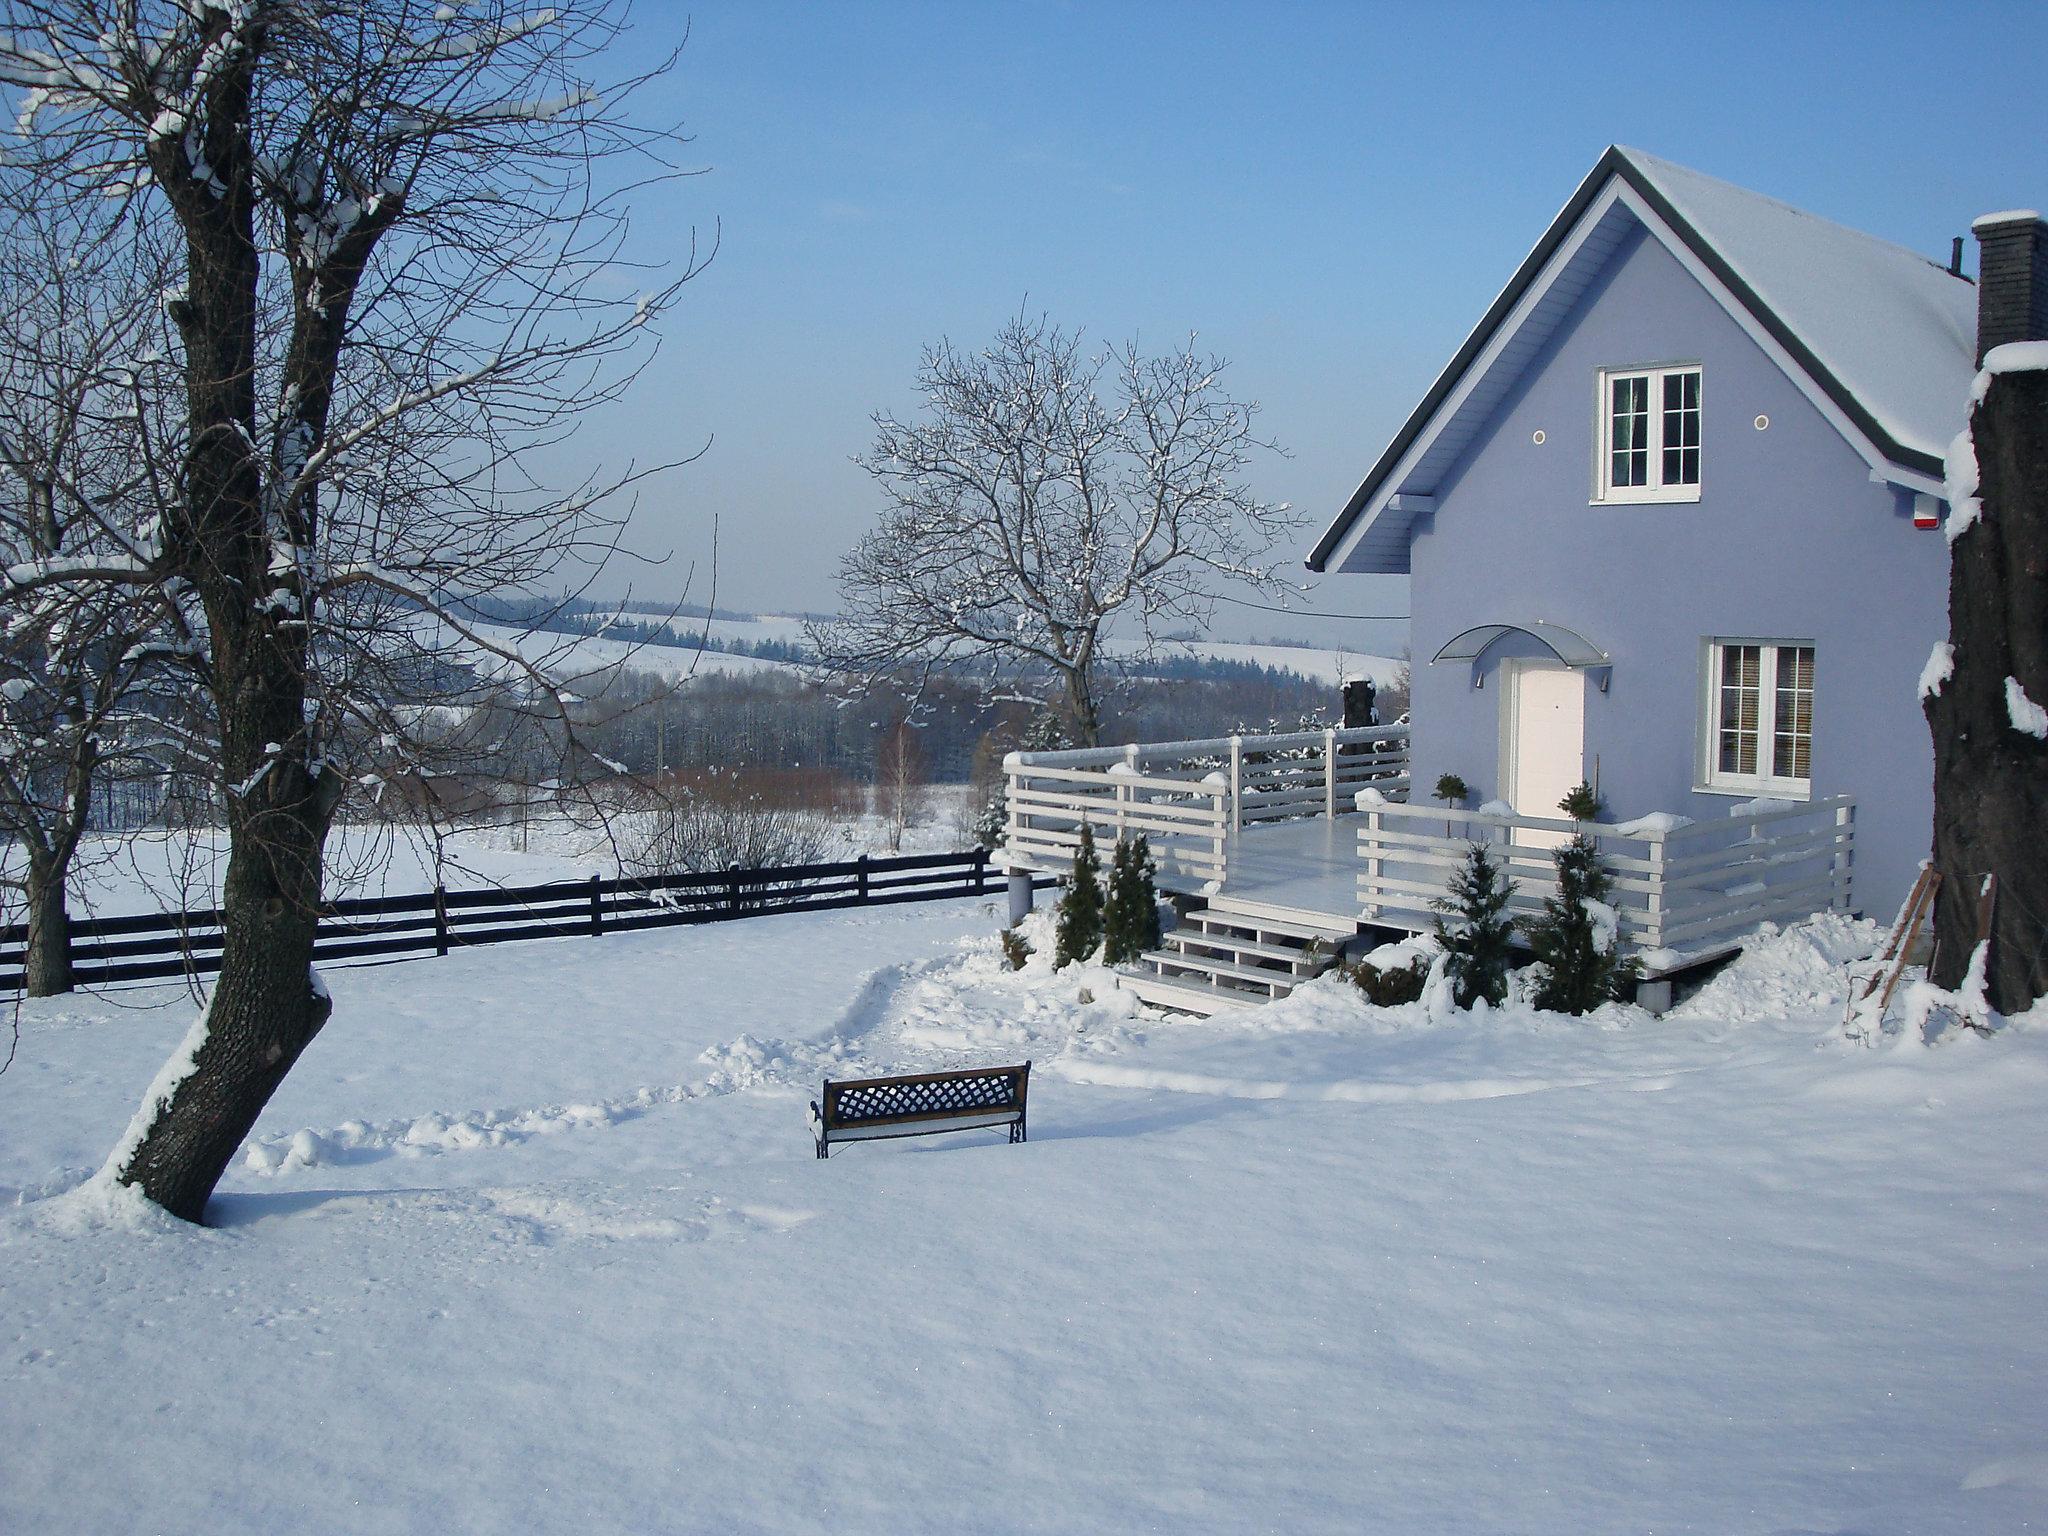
[1,849,1011,992]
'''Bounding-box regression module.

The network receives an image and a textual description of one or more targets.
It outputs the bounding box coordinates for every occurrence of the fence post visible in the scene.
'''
[1324,727,1337,820]
[971,845,988,894]
[589,873,603,938]
[1118,742,1138,840]
[1834,799,1855,911]
[727,861,742,918]
[1229,734,1242,833]
[1645,833,1665,950]
[857,853,870,904]
[434,884,449,957]
[1212,787,1228,884]
[1364,807,1382,919]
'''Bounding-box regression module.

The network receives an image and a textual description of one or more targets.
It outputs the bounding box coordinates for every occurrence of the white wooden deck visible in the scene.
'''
[1213,816,1363,925]
[1003,729,1856,985]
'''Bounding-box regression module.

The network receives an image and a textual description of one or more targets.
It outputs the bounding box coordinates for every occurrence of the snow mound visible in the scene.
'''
[1668,913,1880,1024]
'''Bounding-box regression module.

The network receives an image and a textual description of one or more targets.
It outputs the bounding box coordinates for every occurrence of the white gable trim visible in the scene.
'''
[1322,181,1638,573]
[1322,178,1943,574]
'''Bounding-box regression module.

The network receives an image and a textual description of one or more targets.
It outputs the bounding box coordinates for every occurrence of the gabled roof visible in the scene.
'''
[1308,146,1977,574]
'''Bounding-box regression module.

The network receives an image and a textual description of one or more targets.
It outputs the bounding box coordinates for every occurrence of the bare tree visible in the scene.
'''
[809,313,1302,745]
[1923,345,2047,1017]
[627,767,837,895]
[872,716,927,853]
[0,0,700,1220]
[0,186,196,994]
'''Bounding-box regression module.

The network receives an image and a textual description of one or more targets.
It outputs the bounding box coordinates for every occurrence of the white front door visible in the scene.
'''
[1504,661,1585,842]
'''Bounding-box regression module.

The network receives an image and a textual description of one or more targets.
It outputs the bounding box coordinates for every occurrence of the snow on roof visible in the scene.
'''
[1618,147,1976,464]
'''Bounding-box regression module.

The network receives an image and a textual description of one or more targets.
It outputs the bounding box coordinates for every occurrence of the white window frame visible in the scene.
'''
[1594,363,1702,504]
[1697,638,1814,799]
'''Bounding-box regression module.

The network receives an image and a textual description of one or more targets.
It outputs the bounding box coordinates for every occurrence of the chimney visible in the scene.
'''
[1971,210,2048,365]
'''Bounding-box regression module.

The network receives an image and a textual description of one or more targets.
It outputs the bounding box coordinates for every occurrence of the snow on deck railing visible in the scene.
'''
[1005,726,1411,891]
[1356,795,1855,977]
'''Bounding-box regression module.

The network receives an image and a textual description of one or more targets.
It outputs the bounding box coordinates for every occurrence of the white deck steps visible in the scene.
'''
[1119,904,1358,1017]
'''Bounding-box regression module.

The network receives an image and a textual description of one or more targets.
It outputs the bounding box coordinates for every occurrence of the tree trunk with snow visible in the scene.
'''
[22,853,72,998]
[115,824,333,1222]
[1924,362,2048,1014]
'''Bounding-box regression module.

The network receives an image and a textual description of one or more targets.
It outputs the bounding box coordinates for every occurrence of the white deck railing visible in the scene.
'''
[1005,725,1410,890]
[1357,795,1855,972]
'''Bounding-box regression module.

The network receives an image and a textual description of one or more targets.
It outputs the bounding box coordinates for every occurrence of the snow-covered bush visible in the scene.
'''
[999,926,1033,971]
[1346,954,1429,1006]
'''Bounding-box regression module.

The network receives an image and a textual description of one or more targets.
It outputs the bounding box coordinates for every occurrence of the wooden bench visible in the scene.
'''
[809,1062,1031,1158]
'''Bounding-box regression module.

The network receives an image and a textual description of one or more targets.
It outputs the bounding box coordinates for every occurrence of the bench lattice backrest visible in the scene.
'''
[827,1068,1023,1126]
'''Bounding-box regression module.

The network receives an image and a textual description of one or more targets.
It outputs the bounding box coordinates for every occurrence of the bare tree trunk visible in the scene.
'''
[113,806,331,1223]
[1924,367,2048,1014]
[22,854,72,997]
[1063,667,1102,748]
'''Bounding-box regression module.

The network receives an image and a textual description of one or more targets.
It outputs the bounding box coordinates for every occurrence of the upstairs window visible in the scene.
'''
[1703,640,1813,796]
[1598,365,1701,502]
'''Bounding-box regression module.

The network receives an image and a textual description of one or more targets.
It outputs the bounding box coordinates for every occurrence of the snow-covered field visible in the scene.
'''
[471,614,1407,692]
[1163,639,1406,687]
[4,901,2044,1533]
[468,618,803,683]
[27,795,976,920]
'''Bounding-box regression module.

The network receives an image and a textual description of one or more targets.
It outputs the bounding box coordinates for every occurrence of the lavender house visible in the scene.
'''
[1309,147,1986,930]
[1005,151,2032,1013]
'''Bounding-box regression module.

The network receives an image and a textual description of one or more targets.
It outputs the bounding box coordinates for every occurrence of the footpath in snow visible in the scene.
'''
[3,898,2045,1534]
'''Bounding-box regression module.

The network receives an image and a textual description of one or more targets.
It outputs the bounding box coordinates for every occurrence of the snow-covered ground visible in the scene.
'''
[4,902,2044,1533]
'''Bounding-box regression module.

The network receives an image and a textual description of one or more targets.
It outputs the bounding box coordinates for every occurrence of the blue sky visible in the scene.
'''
[578,0,2048,649]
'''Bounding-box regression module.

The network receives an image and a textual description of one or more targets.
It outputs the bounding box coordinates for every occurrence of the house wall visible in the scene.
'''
[1402,222,1948,918]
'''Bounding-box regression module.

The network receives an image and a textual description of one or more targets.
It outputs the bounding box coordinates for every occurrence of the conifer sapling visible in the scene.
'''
[1103,834,1163,965]
[1054,821,1105,967]
[1527,783,1637,1014]
[1432,841,1517,1008]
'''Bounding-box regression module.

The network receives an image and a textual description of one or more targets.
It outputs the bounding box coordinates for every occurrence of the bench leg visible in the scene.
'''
[1011,1117,1026,1145]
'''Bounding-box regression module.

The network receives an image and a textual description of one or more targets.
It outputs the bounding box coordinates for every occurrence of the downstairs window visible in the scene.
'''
[1704,640,1814,796]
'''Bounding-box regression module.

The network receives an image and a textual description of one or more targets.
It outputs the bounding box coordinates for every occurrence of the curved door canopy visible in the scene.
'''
[1432,621,1611,692]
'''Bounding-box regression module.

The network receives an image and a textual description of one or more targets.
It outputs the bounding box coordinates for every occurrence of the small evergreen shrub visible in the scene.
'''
[1433,772,1470,807]
[1432,841,1517,1009]
[1350,956,1429,1006]
[1103,835,1163,965]
[999,926,1032,971]
[1557,780,1603,823]
[1054,821,1105,967]
[1527,807,1637,1014]
[972,786,1008,849]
